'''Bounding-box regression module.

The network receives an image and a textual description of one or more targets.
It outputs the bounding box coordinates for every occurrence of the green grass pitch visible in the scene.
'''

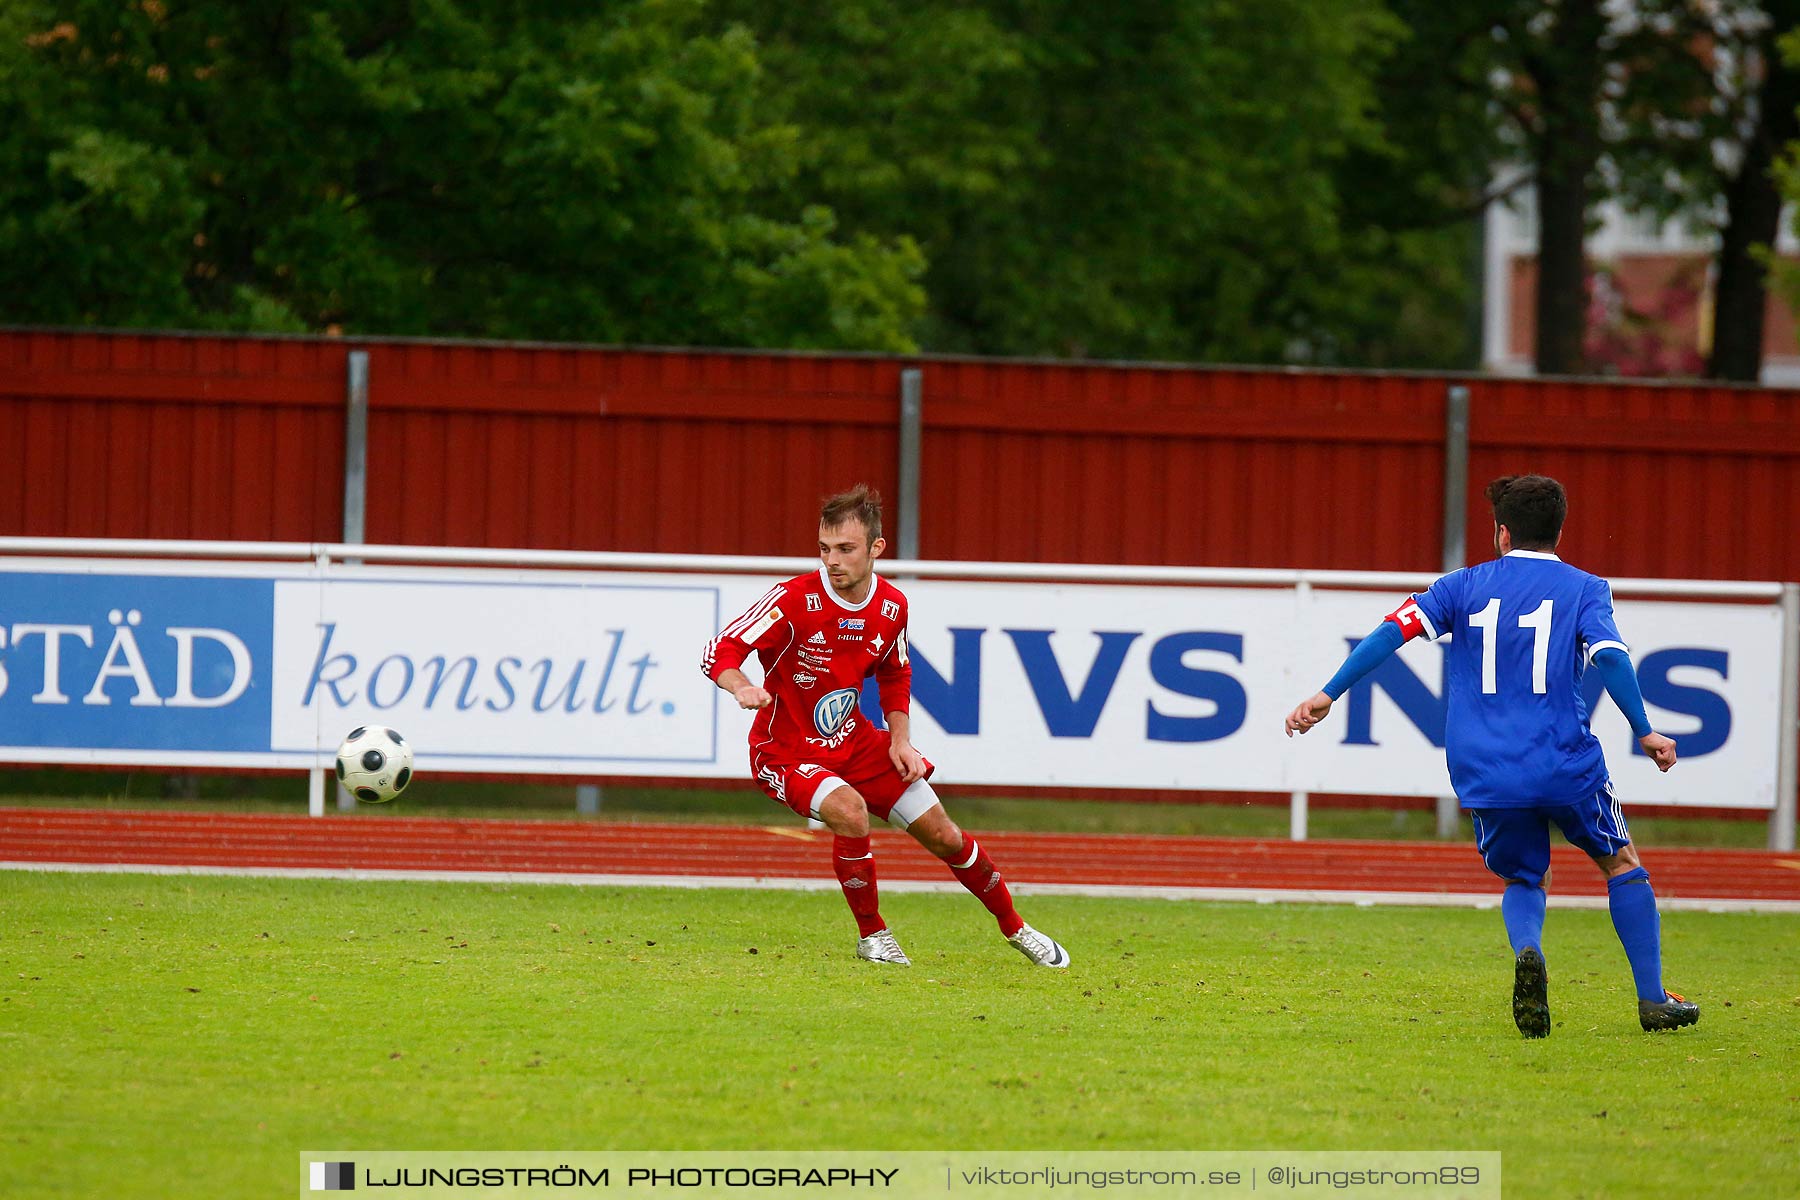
[3,873,1796,1198]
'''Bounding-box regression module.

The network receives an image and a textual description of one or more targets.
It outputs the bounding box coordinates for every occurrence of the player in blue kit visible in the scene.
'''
[1284,475,1699,1037]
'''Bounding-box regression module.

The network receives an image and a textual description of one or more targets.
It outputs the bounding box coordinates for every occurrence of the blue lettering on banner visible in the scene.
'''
[1341,637,1447,747]
[1339,637,1735,759]
[422,656,481,710]
[1581,649,1733,759]
[1145,632,1247,743]
[848,624,1738,766]
[1005,629,1141,737]
[0,573,274,751]
[487,657,522,713]
[860,627,986,734]
[894,628,1249,742]
[911,628,985,734]
[1633,648,1731,757]
[859,676,883,729]
[302,625,665,718]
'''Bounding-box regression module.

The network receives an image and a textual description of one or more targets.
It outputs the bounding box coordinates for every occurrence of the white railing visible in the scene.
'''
[2,535,1787,598]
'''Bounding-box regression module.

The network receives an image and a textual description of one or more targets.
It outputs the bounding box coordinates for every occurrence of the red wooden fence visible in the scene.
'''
[3,328,1797,584]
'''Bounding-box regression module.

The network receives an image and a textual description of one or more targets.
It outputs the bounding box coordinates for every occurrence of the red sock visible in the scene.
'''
[832,835,885,937]
[943,837,1024,938]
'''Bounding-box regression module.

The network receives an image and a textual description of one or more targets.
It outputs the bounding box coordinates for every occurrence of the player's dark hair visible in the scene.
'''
[820,484,883,546]
[1485,474,1566,550]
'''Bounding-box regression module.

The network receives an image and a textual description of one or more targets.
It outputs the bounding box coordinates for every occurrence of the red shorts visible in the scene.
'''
[751,726,937,826]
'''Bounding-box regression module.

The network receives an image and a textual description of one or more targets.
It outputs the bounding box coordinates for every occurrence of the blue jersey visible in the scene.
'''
[1392,550,1629,809]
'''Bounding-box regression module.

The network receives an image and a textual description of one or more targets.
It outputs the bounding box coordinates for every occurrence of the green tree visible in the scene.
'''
[1691,2,1800,381]
[0,0,924,349]
[1375,1,1762,379]
[721,0,1452,366]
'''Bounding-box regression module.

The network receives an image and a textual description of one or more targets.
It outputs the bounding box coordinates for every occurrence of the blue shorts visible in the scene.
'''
[1469,784,1632,886]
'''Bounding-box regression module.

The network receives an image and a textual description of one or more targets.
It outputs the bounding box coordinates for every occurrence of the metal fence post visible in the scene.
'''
[1436,383,1472,838]
[1774,582,1799,851]
[327,349,372,814]
[1442,384,1471,571]
[1292,578,1312,841]
[898,367,923,563]
[343,350,370,547]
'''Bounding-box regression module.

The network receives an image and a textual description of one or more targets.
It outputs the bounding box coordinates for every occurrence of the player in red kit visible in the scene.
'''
[702,485,1070,969]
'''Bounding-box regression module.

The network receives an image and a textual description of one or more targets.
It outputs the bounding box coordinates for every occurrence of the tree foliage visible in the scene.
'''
[0,0,925,349]
[2,0,1783,374]
[720,0,1478,366]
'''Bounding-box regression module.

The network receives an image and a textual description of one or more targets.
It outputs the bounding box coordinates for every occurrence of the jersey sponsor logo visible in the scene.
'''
[806,632,828,646]
[792,671,819,689]
[805,593,823,612]
[742,605,784,644]
[798,649,831,668]
[881,600,899,621]
[837,633,863,642]
[805,716,858,751]
[812,687,859,737]
[838,618,865,630]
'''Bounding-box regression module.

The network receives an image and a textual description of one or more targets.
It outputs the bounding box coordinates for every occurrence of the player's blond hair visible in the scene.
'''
[819,484,883,546]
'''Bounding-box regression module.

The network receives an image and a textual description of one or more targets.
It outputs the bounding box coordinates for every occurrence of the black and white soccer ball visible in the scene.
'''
[335,726,415,803]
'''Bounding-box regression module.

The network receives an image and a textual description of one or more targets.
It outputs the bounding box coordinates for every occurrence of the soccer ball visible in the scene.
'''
[336,726,415,803]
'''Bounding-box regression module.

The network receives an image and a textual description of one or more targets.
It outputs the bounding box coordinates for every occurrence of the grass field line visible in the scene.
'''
[7,857,1798,912]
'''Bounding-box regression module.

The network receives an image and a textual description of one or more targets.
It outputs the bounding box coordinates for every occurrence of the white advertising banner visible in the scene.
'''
[890,581,1780,809]
[269,576,731,773]
[0,558,1783,808]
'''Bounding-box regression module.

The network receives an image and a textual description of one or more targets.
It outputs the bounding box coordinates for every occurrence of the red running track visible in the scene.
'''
[4,807,1799,904]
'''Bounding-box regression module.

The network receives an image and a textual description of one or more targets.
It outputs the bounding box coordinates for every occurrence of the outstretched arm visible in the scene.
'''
[1592,647,1676,772]
[713,666,771,710]
[1285,620,1406,737]
[702,587,785,710]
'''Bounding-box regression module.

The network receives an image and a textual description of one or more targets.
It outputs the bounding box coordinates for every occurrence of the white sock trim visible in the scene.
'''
[952,839,981,871]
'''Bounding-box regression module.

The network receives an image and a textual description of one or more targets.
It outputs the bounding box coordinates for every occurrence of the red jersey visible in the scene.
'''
[702,568,913,768]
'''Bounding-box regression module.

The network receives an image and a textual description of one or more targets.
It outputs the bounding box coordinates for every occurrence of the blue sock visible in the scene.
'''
[1606,867,1664,1002]
[1501,881,1546,955]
